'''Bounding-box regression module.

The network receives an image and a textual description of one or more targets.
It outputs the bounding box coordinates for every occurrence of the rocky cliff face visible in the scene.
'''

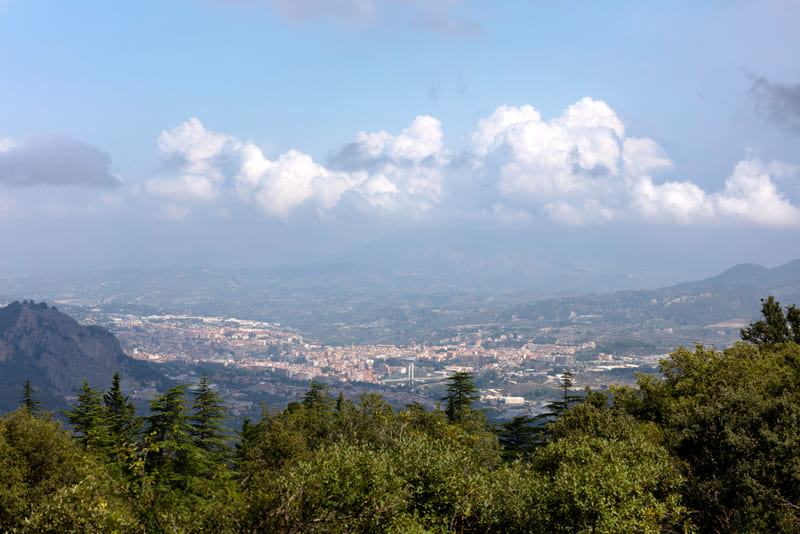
[0,301,164,412]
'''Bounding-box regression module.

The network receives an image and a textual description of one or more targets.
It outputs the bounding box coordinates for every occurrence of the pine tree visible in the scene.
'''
[442,371,480,424]
[144,384,198,490]
[303,380,332,410]
[61,378,105,449]
[496,414,540,458]
[102,372,139,452]
[540,371,582,416]
[20,379,42,415]
[531,371,584,444]
[234,416,260,475]
[190,372,230,468]
[560,371,578,412]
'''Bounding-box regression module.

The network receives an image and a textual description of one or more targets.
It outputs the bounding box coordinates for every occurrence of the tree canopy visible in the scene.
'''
[19,380,41,415]
[741,295,800,345]
[5,297,800,532]
[442,371,481,424]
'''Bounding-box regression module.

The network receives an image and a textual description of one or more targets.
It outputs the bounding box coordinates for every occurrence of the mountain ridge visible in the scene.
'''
[0,300,166,414]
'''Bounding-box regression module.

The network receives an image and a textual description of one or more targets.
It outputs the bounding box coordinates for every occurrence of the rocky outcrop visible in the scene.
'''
[0,301,163,411]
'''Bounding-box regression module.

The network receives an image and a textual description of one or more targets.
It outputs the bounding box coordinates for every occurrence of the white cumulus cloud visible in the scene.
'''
[146,118,241,201]
[147,116,448,218]
[143,101,800,228]
[622,137,672,177]
[628,158,800,226]
[354,115,444,161]
[713,158,800,227]
[474,98,627,202]
[244,149,356,218]
[474,98,800,228]
[630,177,711,224]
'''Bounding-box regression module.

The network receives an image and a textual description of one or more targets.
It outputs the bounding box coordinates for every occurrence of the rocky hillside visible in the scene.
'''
[0,300,165,413]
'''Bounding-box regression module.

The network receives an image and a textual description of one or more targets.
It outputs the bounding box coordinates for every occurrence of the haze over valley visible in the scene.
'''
[1,0,799,427]
[3,2,800,532]
[2,256,799,419]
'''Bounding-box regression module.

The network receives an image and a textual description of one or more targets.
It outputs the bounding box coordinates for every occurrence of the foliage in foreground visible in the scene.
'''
[2,296,800,532]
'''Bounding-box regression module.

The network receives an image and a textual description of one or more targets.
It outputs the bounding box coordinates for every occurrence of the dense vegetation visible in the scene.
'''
[2,297,800,532]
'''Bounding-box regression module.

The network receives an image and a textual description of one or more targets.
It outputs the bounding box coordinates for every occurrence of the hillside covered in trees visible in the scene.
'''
[2,296,800,533]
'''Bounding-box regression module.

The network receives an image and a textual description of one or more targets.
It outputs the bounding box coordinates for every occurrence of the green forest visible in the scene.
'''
[2,296,800,533]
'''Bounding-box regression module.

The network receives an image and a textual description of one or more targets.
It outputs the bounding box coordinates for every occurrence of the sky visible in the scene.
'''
[1,0,799,280]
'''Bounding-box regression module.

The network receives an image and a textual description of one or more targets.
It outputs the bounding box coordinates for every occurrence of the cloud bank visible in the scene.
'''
[0,135,120,188]
[144,99,800,227]
[145,114,448,219]
[473,98,800,227]
[8,98,795,228]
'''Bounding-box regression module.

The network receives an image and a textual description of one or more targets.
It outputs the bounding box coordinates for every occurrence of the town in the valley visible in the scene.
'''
[80,310,662,416]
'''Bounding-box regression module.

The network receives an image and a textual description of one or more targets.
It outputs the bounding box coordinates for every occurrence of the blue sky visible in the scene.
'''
[1,0,799,278]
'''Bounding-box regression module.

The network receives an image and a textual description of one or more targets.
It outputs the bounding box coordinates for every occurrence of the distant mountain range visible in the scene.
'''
[0,258,799,413]
[0,257,799,348]
[0,301,166,414]
[497,259,800,351]
[0,228,705,313]
[680,259,800,295]
[334,226,695,295]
